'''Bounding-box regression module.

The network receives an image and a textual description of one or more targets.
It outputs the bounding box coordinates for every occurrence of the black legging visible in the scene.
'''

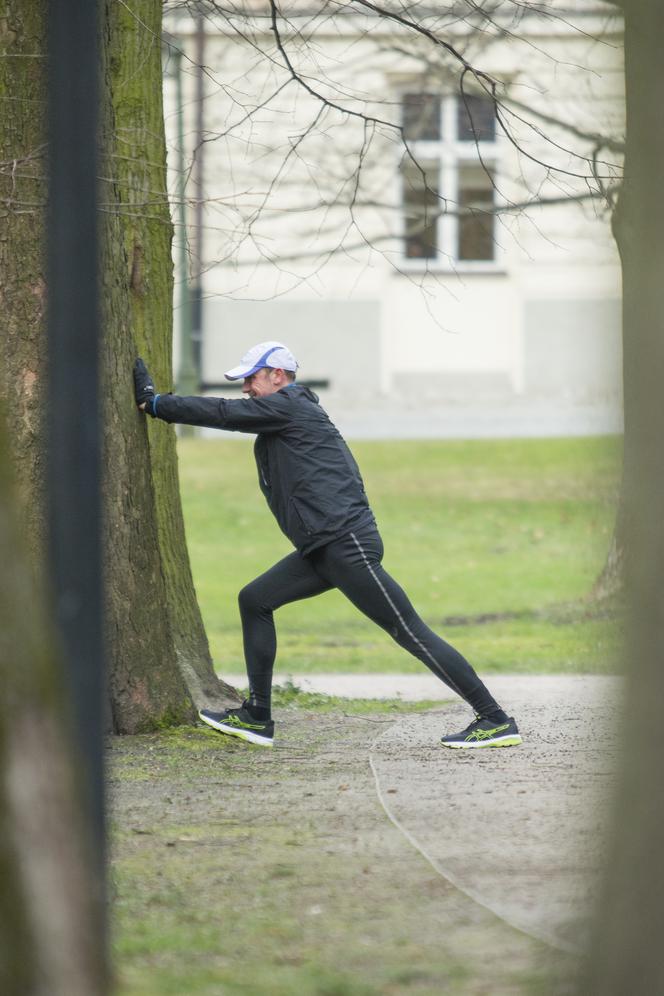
[238,523,503,718]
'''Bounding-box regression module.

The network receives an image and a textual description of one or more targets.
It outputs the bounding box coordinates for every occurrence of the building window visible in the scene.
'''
[403,92,441,142]
[402,159,439,259]
[457,94,496,143]
[458,163,495,260]
[401,91,498,265]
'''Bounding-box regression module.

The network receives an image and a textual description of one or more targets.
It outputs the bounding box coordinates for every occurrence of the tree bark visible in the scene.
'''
[0,409,106,996]
[107,0,236,717]
[589,468,626,602]
[97,0,194,732]
[582,1,664,990]
[0,1,237,733]
[0,3,47,562]
[590,192,629,603]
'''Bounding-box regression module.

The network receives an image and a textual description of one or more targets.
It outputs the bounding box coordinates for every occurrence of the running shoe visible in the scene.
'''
[199,703,274,747]
[441,715,522,749]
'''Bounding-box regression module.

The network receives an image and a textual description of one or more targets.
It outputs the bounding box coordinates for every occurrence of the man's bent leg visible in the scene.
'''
[314,528,504,719]
[238,551,331,713]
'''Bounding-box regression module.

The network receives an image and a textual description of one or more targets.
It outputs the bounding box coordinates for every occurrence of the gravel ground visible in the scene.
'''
[215,673,621,953]
[369,676,621,954]
[110,675,620,994]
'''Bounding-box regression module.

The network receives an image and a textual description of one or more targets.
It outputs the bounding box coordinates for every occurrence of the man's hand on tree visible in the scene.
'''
[134,357,156,414]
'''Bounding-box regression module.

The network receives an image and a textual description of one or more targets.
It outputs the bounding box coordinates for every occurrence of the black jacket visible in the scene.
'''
[152,384,375,554]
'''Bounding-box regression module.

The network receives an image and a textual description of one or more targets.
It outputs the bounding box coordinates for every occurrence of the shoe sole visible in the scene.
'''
[198,712,274,747]
[441,734,523,749]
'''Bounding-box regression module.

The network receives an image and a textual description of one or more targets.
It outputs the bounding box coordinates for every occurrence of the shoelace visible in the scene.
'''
[222,708,245,720]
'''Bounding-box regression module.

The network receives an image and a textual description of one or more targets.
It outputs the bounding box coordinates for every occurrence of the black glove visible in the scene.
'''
[134,357,156,415]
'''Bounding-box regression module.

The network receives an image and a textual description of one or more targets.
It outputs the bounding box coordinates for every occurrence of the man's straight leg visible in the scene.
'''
[312,526,508,721]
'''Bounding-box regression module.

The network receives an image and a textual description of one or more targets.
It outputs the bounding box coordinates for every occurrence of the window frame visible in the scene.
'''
[398,91,505,273]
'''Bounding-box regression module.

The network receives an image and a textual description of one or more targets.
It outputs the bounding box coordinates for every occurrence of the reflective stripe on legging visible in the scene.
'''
[349,530,467,702]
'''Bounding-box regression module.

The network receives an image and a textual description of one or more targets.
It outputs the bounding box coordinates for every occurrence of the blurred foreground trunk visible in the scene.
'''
[582,1,664,989]
[0,416,105,996]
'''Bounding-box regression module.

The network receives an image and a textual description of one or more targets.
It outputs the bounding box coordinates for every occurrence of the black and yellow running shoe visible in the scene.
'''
[441,715,522,749]
[199,703,274,747]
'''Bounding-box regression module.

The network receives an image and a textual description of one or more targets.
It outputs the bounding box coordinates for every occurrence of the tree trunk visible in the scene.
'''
[582,1,664,990]
[0,1,237,733]
[0,3,47,562]
[107,0,237,717]
[589,468,626,602]
[0,409,106,996]
[591,191,629,603]
[97,0,194,732]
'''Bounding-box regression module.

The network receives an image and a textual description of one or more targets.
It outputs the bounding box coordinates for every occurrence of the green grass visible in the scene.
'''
[112,818,476,996]
[178,435,623,675]
[265,679,445,713]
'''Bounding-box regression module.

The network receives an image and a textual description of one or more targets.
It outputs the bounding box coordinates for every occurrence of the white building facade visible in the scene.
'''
[163,1,624,437]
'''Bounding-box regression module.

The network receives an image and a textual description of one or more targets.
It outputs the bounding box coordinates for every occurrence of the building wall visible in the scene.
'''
[164,1,624,435]
[202,299,382,396]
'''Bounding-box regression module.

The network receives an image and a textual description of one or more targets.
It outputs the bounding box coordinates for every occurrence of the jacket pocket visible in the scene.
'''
[259,462,270,489]
[289,496,315,536]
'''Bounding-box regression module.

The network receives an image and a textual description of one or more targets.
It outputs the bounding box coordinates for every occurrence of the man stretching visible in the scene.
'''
[134,342,522,750]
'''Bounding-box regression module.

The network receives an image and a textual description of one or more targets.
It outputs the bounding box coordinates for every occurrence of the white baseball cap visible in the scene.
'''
[224,341,299,381]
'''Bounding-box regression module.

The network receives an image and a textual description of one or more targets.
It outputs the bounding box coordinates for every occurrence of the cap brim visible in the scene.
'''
[225,361,297,380]
[224,364,257,381]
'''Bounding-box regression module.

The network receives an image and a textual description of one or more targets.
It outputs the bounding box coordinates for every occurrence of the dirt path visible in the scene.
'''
[109,677,618,995]
[371,676,620,955]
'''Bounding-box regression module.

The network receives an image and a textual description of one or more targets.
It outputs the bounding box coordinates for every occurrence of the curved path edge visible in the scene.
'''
[368,675,621,955]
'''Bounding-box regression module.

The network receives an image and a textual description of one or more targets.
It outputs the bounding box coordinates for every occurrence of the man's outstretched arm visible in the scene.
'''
[133,358,292,432]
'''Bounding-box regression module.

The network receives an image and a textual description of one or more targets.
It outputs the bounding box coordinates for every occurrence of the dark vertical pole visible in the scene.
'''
[46,0,106,934]
[191,12,205,386]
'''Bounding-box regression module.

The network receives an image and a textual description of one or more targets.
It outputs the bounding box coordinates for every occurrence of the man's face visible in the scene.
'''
[242,367,282,398]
